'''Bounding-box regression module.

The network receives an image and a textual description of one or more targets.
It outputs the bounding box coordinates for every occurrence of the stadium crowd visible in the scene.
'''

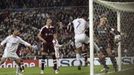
[0,7,88,59]
[0,0,88,9]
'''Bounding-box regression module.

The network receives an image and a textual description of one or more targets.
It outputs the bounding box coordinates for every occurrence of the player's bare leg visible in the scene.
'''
[0,57,6,65]
[75,47,82,70]
[15,58,23,75]
[98,51,109,73]
[82,44,89,67]
[55,53,60,71]
[0,57,6,69]
[51,53,58,74]
[20,60,25,72]
[40,52,47,74]
[56,58,60,70]
[82,51,89,66]
[107,48,118,72]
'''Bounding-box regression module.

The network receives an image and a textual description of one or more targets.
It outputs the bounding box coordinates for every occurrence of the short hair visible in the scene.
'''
[12,28,21,33]
[80,14,88,18]
[100,17,108,24]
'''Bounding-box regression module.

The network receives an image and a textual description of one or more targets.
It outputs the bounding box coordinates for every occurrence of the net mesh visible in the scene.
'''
[93,1,134,57]
[121,12,134,56]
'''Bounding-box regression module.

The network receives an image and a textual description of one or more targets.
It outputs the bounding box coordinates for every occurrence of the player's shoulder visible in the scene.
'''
[7,35,13,39]
[72,18,79,23]
[41,26,46,29]
[40,26,46,31]
[42,25,54,29]
[16,36,22,40]
[7,35,12,38]
[73,18,85,22]
[73,18,79,21]
[79,18,86,22]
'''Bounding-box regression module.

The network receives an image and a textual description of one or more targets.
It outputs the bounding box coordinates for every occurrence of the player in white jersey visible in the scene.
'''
[0,29,32,75]
[71,14,100,70]
[53,34,62,72]
[73,15,89,48]
[67,14,100,70]
[72,14,89,70]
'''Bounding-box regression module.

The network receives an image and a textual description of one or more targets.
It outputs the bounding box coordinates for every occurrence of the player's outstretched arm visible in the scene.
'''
[18,37,32,47]
[18,37,33,53]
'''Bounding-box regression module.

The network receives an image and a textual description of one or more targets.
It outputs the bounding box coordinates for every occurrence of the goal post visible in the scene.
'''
[89,0,94,75]
[117,11,121,71]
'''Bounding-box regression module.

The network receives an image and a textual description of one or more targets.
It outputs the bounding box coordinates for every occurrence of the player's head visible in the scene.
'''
[46,18,52,26]
[12,29,21,36]
[99,16,108,26]
[81,14,88,20]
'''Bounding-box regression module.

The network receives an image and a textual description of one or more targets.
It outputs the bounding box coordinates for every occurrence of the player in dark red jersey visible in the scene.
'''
[38,18,58,74]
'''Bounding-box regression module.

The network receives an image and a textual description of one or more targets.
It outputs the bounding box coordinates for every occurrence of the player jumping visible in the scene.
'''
[67,13,100,70]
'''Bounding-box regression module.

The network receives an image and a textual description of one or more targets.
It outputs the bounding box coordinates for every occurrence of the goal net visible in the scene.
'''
[91,0,134,74]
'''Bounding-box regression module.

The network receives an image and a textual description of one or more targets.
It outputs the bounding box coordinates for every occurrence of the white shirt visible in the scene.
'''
[53,39,62,52]
[72,18,88,34]
[1,35,31,54]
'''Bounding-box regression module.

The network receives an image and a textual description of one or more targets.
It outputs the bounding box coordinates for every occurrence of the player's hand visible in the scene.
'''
[43,40,47,44]
[28,45,32,49]
[114,35,121,43]
[28,46,34,53]
[0,45,3,48]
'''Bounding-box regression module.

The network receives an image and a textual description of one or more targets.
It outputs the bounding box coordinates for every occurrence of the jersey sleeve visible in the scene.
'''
[67,22,74,32]
[0,36,9,46]
[39,26,45,34]
[109,27,120,35]
[85,21,89,28]
[18,37,31,47]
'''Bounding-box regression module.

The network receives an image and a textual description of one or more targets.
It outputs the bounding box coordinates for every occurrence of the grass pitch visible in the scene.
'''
[0,65,134,75]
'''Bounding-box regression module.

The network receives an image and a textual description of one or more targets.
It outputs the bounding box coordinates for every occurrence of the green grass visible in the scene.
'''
[0,65,134,75]
[107,69,134,75]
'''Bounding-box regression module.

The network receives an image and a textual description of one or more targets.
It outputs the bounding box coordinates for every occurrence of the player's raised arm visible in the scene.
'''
[110,27,120,35]
[67,22,74,33]
[109,27,121,42]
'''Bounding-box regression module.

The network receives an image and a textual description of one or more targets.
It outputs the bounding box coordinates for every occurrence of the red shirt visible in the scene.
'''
[40,25,56,43]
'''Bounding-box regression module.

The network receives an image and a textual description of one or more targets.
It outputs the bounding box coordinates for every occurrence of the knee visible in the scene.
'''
[98,53,105,59]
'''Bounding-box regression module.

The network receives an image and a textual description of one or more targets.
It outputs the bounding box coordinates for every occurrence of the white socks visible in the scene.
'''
[76,53,81,61]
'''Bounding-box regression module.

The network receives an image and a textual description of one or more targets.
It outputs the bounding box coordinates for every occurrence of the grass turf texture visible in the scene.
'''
[0,65,134,75]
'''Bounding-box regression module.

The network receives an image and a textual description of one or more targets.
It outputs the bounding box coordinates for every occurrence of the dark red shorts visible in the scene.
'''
[42,42,55,54]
